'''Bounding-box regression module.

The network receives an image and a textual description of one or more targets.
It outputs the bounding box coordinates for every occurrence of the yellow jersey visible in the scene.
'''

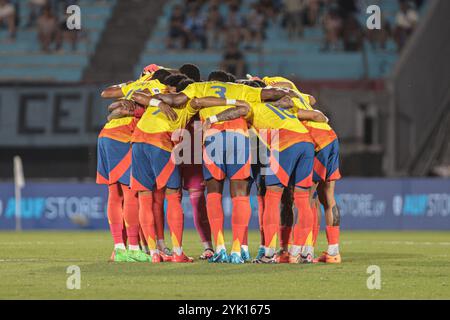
[182,81,263,130]
[247,102,312,151]
[132,100,198,152]
[292,98,337,151]
[98,79,164,143]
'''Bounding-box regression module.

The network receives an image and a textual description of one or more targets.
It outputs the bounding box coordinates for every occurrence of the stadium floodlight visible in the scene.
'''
[13,156,25,232]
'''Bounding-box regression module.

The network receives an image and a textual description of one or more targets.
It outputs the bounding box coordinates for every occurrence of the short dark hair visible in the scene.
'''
[226,72,236,83]
[176,79,195,92]
[208,70,229,82]
[179,64,201,82]
[238,80,263,88]
[151,69,171,84]
[165,74,188,88]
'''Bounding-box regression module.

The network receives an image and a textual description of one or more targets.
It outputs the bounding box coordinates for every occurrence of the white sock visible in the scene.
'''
[114,243,126,250]
[157,240,166,250]
[264,247,275,257]
[128,245,140,251]
[173,246,183,256]
[215,244,226,253]
[290,245,302,257]
[241,245,249,252]
[302,245,314,257]
[202,241,213,250]
[327,244,339,256]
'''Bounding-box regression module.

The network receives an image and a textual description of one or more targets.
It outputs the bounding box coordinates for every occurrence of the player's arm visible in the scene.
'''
[152,92,189,107]
[101,81,133,99]
[308,95,317,106]
[190,97,248,110]
[261,87,303,101]
[106,100,137,121]
[203,101,251,130]
[131,92,178,121]
[297,109,329,123]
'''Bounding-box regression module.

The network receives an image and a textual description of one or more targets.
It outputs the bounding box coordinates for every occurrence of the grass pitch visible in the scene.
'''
[0,230,449,299]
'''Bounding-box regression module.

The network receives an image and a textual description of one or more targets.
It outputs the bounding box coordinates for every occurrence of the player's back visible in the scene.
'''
[249,102,312,151]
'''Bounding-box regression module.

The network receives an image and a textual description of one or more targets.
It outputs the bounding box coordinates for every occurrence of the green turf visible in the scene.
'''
[0,230,449,299]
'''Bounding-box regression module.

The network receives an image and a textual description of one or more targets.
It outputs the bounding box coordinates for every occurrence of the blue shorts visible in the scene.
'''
[265,142,315,189]
[313,139,341,182]
[203,130,251,181]
[130,143,180,191]
[96,137,131,185]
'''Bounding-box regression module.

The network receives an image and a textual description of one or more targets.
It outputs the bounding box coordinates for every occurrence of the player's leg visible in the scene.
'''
[290,142,315,264]
[315,139,342,263]
[130,143,159,262]
[165,187,193,262]
[97,136,130,261]
[229,179,252,263]
[153,187,172,261]
[255,182,266,260]
[120,184,150,262]
[181,163,213,259]
[277,186,294,263]
[227,130,252,264]
[106,183,127,261]
[317,180,341,263]
[203,130,228,262]
[205,178,227,262]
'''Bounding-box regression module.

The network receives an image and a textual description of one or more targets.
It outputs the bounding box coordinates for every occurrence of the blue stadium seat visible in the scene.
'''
[0,0,116,82]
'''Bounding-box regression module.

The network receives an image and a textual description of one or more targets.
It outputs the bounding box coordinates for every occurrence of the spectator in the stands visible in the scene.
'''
[37,5,61,52]
[246,2,265,48]
[394,0,419,51]
[283,0,305,39]
[166,4,188,49]
[366,12,392,51]
[205,4,224,50]
[26,0,48,28]
[185,5,207,49]
[322,8,342,51]
[221,42,246,78]
[0,0,16,40]
[342,14,363,51]
[304,0,321,27]
[59,7,78,51]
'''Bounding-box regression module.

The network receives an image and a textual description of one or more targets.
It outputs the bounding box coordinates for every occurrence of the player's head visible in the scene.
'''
[208,70,229,82]
[176,79,195,92]
[141,64,160,77]
[226,72,237,83]
[179,63,201,82]
[151,69,171,84]
[238,79,265,88]
[165,74,188,93]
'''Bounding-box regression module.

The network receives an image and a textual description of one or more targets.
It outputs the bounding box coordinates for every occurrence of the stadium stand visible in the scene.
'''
[134,0,428,80]
[0,0,116,82]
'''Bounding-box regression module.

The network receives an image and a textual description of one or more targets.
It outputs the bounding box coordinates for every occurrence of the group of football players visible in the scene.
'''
[97,63,342,264]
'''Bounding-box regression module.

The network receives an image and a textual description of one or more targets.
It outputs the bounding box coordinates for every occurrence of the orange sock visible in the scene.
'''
[242,228,248,246]
[257,195,265,246]
[121,184,140,246]
[326,226,340,246]
[138,192,157,251]
[231,196,251,253]
[263,189,283,253]
[107,184,124,245]
[206,193,225,250]
[153,188,166,241]
[166,192,184,253]
[312,205,319,246]
[293,191,313,247]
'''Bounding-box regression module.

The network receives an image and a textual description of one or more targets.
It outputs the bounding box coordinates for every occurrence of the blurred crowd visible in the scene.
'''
[0,0,109,53]
[165,0,424,75]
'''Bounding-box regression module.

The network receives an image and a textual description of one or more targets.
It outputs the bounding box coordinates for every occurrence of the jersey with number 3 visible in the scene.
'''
[182,81,262,121]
